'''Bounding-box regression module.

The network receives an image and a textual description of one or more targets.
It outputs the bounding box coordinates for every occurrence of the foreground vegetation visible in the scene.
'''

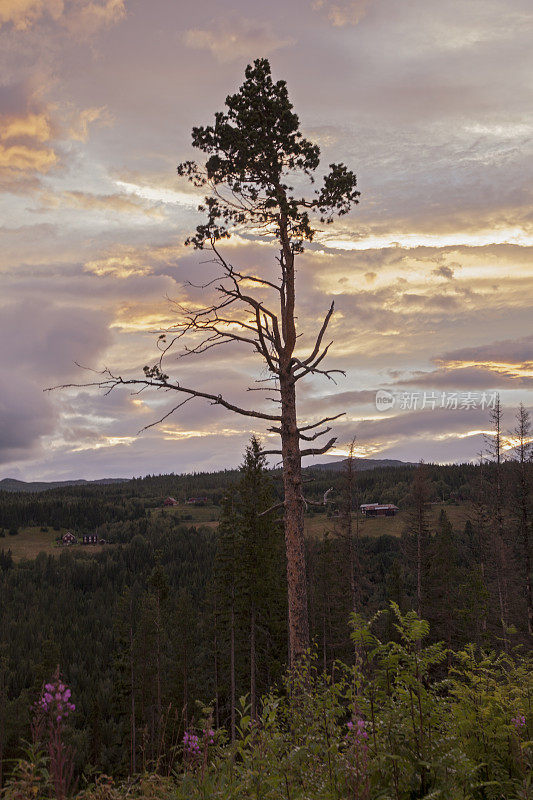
[3,605,532,800]
[1,422,531,797]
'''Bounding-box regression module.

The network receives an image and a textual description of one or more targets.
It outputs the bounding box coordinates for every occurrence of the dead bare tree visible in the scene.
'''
[51,59,360,665]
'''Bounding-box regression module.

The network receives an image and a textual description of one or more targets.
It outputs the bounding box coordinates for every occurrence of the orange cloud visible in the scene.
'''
[0,0,63,31]
[41,189,165,217]
[0,101,114,194]
[0,107,57,189]
[67,106,111,142]
[0,142,56,171]
[64,0,126,37]
[0,0,126,34]
[184,18,294,63]
[84,254,153,278]
[312,0,372,26]
[0,111,52,142]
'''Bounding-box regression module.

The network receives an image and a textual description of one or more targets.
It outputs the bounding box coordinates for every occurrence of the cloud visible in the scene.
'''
[0,101,58,192]
[0,141,57,172]
[0,299,112,465]
[312,0,372,27]
[184,18,295,63]
[393,366,533,391]
[40,189,165,218]
[67,105,111,141]
[432,265,455,279]
[0,0,63,31]
[0,0,126,35]
[84,252,153,278]
[436,335,533,368]
[0,377,57,463]
[2,0,533,477]
[64,0,125,36]
[0,84,115,196]
[0,110,51,141]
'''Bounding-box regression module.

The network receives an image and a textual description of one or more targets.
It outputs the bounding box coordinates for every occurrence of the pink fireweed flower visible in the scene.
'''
[202,728,215,745]
[346,717,369,741]
[183,730,201,756]
[511,714,526,730]
[37,676,75,721]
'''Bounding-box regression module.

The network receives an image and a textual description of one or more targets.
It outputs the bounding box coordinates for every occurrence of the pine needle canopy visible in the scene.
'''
[178,58,360,249]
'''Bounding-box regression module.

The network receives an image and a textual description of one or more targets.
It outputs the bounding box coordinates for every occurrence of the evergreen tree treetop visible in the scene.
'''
[178,58,360,248]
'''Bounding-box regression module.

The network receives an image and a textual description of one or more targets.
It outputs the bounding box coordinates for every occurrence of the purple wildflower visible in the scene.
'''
[511,714,526,730]
[183,730,201,757]
[347,717,369,741]
[36,676,75,721]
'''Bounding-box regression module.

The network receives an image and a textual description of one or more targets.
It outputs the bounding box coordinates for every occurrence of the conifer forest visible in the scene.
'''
[1,433,532,798]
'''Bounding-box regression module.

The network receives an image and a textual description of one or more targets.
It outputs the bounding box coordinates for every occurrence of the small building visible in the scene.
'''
[186,496,208,505]
[82,533,99,545]
[360,503,399,517]
[163,496,179,506]
[62,531,77,545]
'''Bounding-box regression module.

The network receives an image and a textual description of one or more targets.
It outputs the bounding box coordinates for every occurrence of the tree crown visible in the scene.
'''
[177,58,360,250]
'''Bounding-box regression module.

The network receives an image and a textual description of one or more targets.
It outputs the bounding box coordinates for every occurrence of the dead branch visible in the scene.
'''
[138,396,194,434]
[300,437,337,457]
[299,413,346,432]
[47,370,282,423]
[298,302,335,367]
[258,501,285,517]
[299,487,334,507]
[299,426,332,442]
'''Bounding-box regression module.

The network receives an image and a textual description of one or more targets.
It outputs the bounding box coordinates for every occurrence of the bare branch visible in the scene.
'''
[299,487,334,508]
[298,302,335,367]
[138,396,193,434]
[48,371,282,423]
[258,501,285,517]
[299,426,331,442]
[300,437,337,457]
[299,413,346,432]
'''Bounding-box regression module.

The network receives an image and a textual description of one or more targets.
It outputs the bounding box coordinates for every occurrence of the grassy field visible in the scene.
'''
[304,502,472,540]
[155,500,472,540]
[1,527,110,562]
[1,503,472,561]
[150,504,220,527]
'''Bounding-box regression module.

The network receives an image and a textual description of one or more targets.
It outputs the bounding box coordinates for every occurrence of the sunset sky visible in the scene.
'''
[1,0,532,480]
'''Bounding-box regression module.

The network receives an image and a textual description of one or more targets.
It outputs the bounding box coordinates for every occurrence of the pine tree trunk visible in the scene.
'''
[278,214,310,666]
[280,374,309,666]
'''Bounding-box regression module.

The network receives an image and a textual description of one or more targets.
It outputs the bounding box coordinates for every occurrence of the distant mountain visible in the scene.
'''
[1,459,416,493]
[0,477,128,493]
[306,457,415,472]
